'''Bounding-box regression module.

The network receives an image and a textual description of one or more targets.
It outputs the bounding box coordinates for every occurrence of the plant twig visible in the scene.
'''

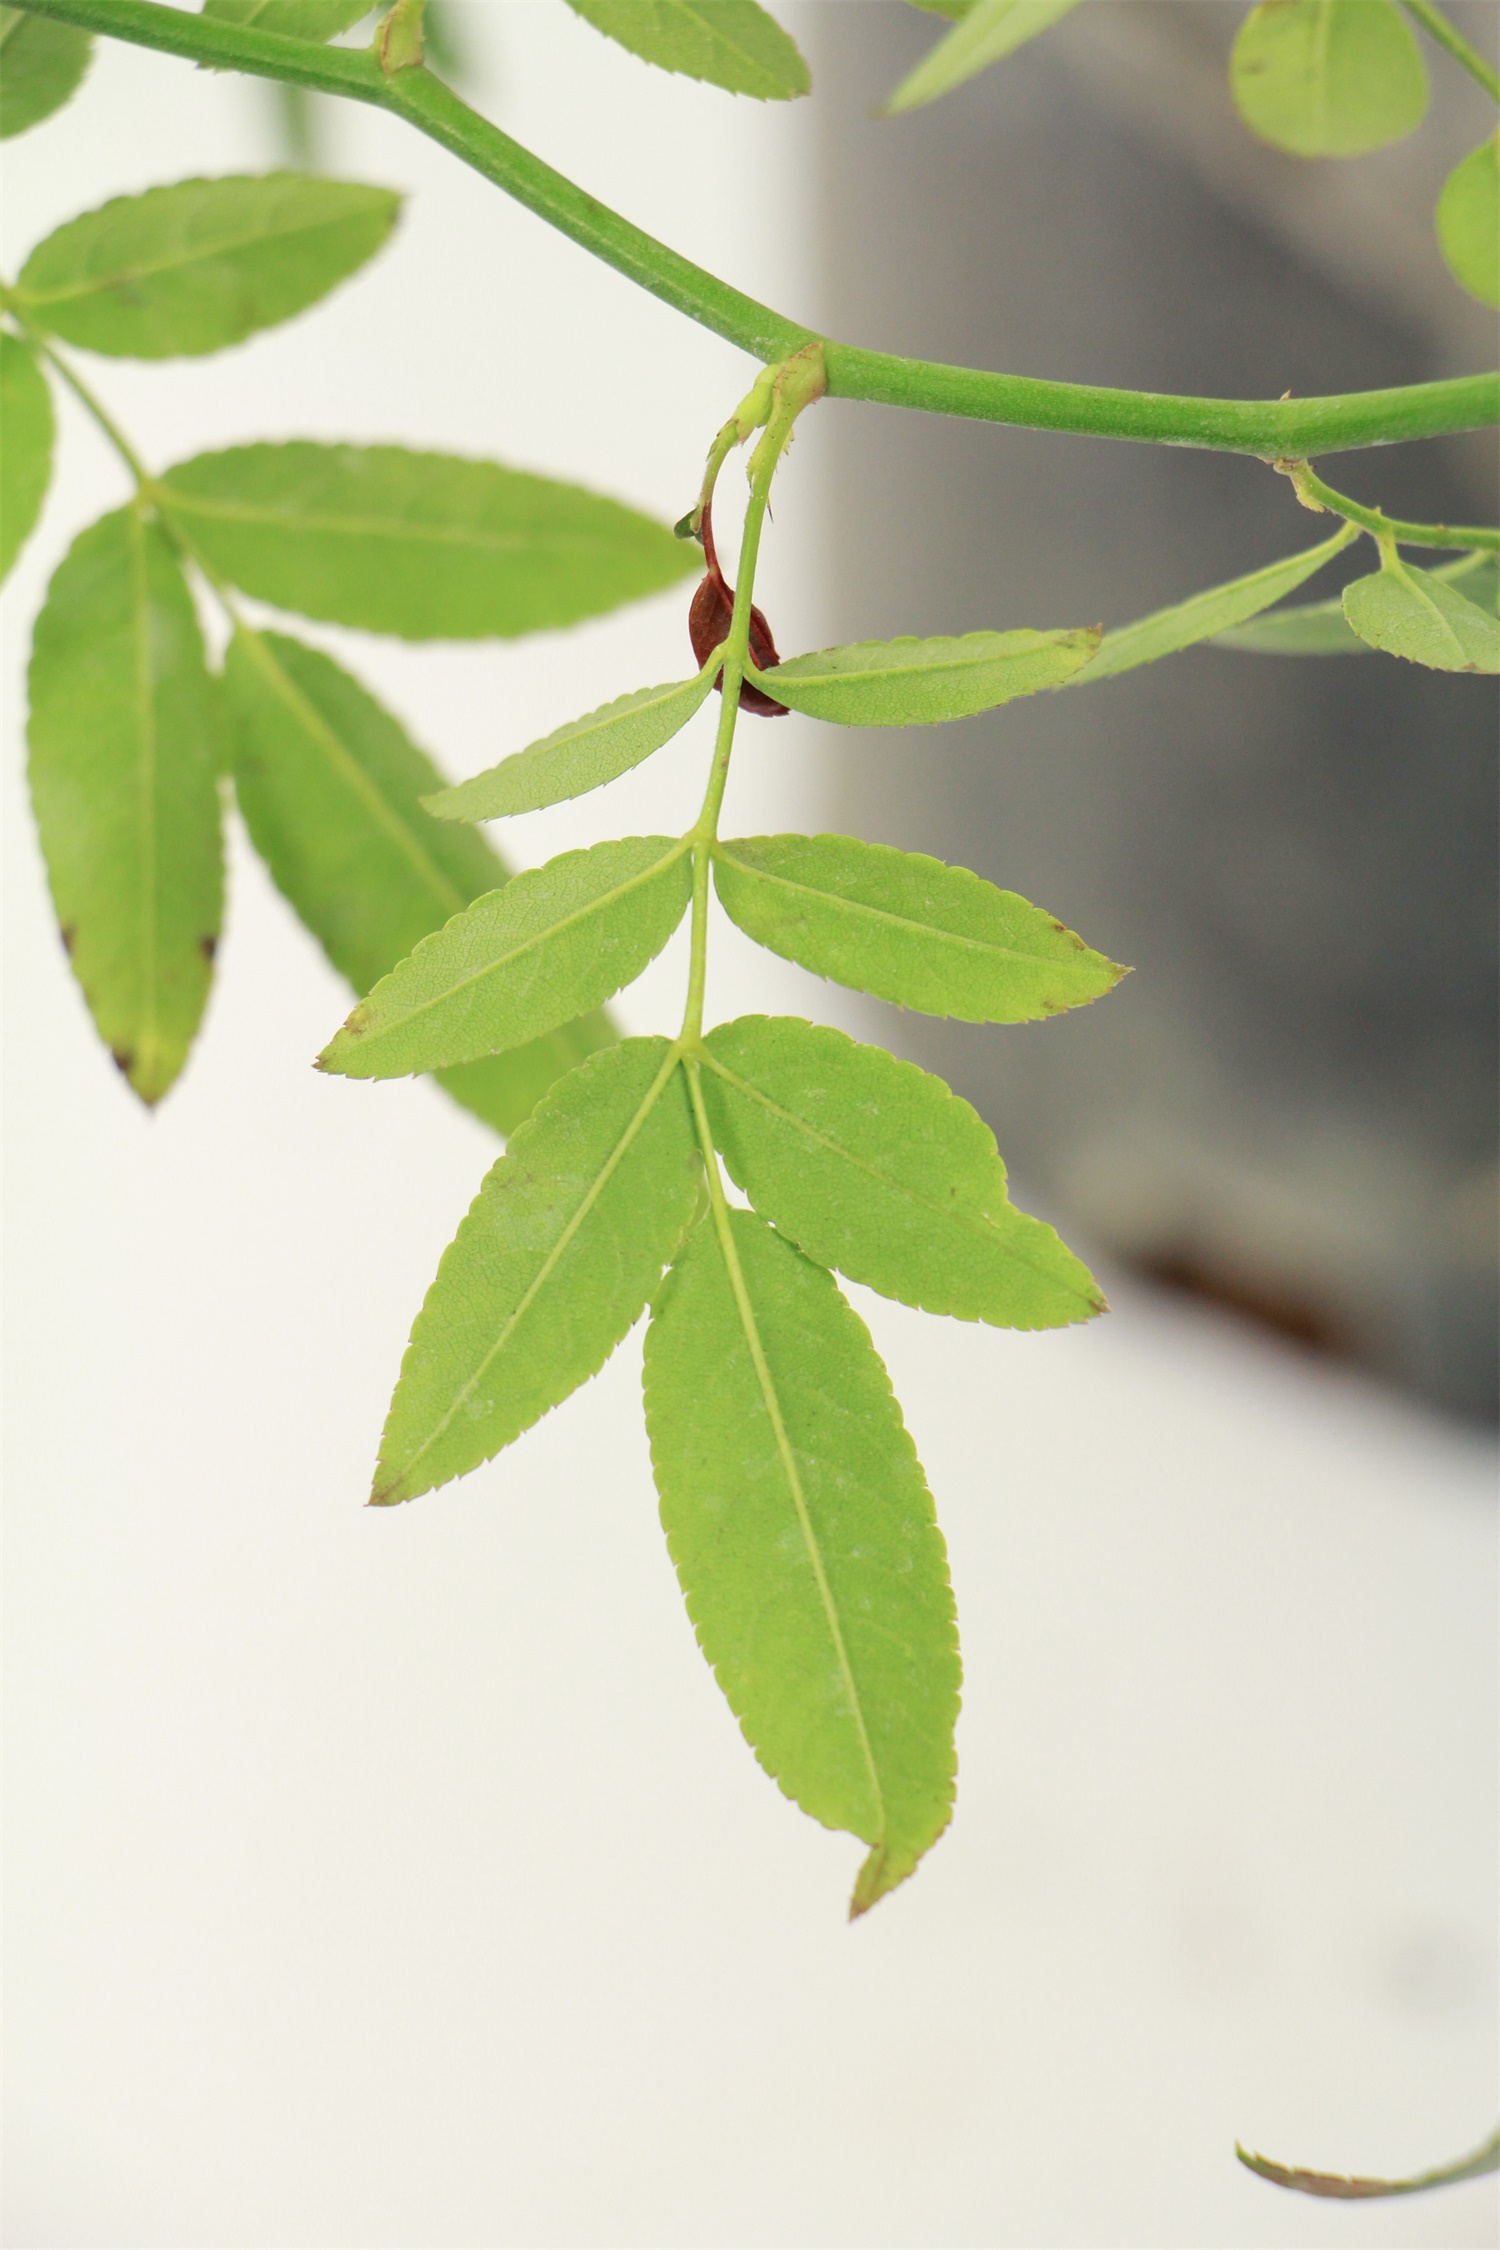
[1276,458,1500,550]
[1400,0,1500,104]
[7,0,1498,458]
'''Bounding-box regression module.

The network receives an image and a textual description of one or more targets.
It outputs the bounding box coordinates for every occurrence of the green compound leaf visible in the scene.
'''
[0,7,91,139]
[202,1,372,38]
[885,0,1081,116]
[14,175,399,360]
[1215,551,1498,654]
[319,834,691,1079]
[1071,525,1356,683]
[700,1015,1103,1328]
[1236,2123,1500,2201]
[159,443,696,640]
[1342,553,1500,672]
[644,1202,961,1917]
[223,628,611,1135]
[1437,132,1500,309]
[27,506,223,1106]
[713,834,1123,1022]
[1230,0,1427,158]
[563,0,809,98]
[0,330,54,584]
[753,627,1099,726]
[375,1039,699,1504]
[423,661,719,824]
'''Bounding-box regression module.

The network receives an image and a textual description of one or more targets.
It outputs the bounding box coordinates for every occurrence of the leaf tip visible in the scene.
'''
[848,1838,920,1919]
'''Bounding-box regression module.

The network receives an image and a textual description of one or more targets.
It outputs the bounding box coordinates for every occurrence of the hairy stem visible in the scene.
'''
[8,0,1498,457]
[1400,0,1500,104]
[1281,458,1500,549]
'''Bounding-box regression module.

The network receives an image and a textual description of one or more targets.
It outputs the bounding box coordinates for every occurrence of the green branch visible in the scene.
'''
[1400,0,1500,105]
[10,0,1499,457]
[1282,460,1500,549]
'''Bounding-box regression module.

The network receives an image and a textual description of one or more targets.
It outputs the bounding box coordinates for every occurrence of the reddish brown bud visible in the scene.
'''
[687,495,787,718]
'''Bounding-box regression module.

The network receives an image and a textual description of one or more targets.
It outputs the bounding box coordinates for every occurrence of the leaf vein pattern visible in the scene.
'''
[395,1046,681,1482]
[20,211,388,310]
[714,847,1057,969]
[234,626,470,915]
[686,1065,886,1845]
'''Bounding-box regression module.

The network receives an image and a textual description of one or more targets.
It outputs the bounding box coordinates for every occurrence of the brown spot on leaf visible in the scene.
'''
[111,1046,135,1078]
[200,933,217,962]
[60,924,77,957]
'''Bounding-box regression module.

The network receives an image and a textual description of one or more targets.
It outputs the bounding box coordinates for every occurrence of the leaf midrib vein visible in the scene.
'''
[441,674,704,816]
[668,0,788,87]
[160,488,629,558]
[391,1046,680,1486]
[703,1050,1090,1298]
[771,638,1071,690]
[354,839,688,1044]
[686,1066,886,1853]
[128,508,159,1089]
[715,847,1093,978]
[236,626,473,923]
[19,201,385,312]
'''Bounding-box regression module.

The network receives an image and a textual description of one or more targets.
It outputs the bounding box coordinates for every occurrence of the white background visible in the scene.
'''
[2,7,1495,2244]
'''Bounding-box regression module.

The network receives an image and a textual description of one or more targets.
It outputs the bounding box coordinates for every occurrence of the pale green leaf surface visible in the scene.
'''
[375,1039,698,1503]
[0,7,91,138]
[160,443,696,639]
[1343,556,1500,671]
[202,1,371,38]
[885,0,1080,115]
[905,0,970,15]
[754,627,1099,725]
[714,834,1123,1022]
[223,628,610,1134]
[1231,0,1427,157]
[1214,551,1497,652]
[644,1204,960,1916]
[0,330,54,583]
[423,664,717,823]
[563,0,808,97]
[1072,526,1355,682]
[27,506,222,1104]
[15,175,398,359]
[701,1016,1103,1328]
[1437,132,1500,309]
[320,835,691,1079]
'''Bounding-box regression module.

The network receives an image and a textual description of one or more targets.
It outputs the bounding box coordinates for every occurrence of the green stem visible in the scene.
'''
[5,300,153,486]
[1283,459,1500,550]
[679,368,807,1047]
[8,306,261,622]
[9,0,1498,457]
[1400,0,1500,104]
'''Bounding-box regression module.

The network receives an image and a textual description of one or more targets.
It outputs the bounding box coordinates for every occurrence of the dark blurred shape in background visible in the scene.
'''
[808,0,1499,1420]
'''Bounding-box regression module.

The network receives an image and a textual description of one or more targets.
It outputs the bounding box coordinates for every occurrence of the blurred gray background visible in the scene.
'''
[807,0,1499,1420]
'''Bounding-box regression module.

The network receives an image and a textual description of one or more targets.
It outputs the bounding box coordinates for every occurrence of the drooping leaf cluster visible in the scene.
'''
[2,0,1496,1934]
[2,158,693,1108]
